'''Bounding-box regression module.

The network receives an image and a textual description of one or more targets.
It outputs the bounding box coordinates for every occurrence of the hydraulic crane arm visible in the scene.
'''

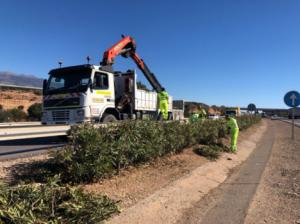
[101,36,163,92]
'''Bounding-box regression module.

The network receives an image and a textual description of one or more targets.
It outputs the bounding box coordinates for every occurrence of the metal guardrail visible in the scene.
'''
[0,130,68,141]
[0,124,70,141]
[0,83,42,90]
[0,123,69,129]
[0,130,67,137]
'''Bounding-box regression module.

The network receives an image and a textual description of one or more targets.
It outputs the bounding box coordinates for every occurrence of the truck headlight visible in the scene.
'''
[76,109,85,117]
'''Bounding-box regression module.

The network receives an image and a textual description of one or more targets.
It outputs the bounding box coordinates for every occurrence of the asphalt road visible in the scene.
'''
[0,136,66,160]
[283,118,300,126]
[177,120,277,224]
[293,119,300,126]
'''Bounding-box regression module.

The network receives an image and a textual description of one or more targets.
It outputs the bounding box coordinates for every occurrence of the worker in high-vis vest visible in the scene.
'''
[158,88,169,120]
[189,112,199,123]
[199,108,207,120]
[225,114,239,153]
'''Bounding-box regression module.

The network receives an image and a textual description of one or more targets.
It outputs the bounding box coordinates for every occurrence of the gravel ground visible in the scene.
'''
[84,147,208,208]
[245,120,300,224]
[0,154,49,182]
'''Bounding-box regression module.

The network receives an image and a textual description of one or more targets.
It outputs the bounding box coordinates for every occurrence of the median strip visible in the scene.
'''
[0,116,261,223]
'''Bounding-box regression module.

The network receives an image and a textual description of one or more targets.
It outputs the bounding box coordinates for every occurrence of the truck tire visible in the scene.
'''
[157,112,163,121]
[102,113,117,123]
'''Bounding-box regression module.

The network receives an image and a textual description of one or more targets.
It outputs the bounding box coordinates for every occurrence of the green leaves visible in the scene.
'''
[0,178,119,224]
[236,115,261,130]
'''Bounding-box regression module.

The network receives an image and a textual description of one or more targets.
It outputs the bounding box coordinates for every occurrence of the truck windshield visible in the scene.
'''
[46,69,91,94]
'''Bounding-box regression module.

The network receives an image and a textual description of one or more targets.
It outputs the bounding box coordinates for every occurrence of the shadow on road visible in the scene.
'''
[0,136,67,146]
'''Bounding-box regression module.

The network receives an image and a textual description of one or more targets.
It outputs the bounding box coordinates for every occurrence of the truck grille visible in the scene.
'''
[52,110,70,121]
[44,98,80,108]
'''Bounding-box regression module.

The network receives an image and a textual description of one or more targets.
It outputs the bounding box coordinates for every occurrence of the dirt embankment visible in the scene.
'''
[0,88,42,111]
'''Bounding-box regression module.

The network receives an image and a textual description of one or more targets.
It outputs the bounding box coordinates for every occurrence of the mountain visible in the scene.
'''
[0,72,43,88]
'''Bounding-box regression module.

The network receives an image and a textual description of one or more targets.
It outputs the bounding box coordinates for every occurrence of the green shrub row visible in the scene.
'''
[50,115,260,183]
[0,103,42,122]
[0,176,119,224]
[237,115,261,130]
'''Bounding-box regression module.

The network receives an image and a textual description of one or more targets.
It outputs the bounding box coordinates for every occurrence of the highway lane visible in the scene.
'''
[291,119,300,126]
[278,118,300,127]
[0,136,67,160]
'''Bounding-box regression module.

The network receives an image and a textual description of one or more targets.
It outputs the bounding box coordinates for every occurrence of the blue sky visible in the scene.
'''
[1,0,300,108]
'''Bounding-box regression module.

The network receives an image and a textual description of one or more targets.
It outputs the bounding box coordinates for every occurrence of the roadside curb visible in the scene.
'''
[106,121,268,224]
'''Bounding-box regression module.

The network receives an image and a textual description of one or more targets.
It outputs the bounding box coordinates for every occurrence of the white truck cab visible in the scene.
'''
[42,64,174,125]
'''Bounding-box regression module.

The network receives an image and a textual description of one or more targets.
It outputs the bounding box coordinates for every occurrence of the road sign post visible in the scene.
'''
[284,91,300,140]
[292,108,295,140]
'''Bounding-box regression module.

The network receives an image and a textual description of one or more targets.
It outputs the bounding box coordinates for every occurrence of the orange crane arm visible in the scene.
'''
[101,36,163,92]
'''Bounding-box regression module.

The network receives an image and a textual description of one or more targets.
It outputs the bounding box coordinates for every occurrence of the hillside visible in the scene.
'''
[0,71,43,88]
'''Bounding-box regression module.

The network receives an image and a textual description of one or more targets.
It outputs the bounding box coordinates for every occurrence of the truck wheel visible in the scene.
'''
[157,112,163,121]
[102,113,117,123]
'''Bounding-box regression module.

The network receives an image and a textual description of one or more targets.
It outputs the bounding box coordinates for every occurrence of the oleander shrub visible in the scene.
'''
[27,103,42,121]
[0,110,9,122]
[0,176,119,224]
[236,115,261,130]
[5,108,27,122]
[194,144,229,160]
[50,119,230,183]
[0,107,28,122]
[14,115,261,184]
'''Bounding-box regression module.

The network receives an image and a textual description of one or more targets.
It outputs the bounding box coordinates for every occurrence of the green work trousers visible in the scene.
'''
[231,128,239,152]
[160,101,168,120]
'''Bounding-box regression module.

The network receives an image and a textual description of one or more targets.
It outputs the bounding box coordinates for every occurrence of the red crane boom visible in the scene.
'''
[101,36,163,92]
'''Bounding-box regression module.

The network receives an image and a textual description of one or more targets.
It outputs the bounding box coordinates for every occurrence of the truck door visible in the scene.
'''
[90,71,115,118]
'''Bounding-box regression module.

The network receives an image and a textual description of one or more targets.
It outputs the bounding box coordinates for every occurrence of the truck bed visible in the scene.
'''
[134,89,173,112]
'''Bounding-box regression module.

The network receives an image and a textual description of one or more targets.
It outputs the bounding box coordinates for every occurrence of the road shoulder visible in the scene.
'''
[244,121,300,224]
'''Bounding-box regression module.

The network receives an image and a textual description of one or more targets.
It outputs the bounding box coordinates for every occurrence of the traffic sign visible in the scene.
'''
[247,103,256,112]
[284,91,300,107]
[284,90,300,140]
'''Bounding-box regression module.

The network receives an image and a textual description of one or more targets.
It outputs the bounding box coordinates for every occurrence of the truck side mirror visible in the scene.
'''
[43,79,47,95]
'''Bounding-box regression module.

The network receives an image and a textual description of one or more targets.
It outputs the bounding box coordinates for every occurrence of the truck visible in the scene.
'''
[225,107,241,116]
[288,107,300,119]
[41,36,180,125]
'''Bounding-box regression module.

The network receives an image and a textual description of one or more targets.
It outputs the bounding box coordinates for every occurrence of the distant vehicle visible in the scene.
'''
[288,108,300,119]
[208,114,220,120]
[271,115,278,120]
[225,107,241,116]
[172,100,185,120]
